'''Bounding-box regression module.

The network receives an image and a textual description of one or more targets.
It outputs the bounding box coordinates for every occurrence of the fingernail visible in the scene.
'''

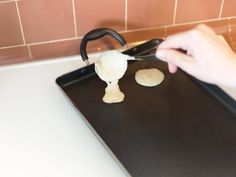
[156,50,166,61]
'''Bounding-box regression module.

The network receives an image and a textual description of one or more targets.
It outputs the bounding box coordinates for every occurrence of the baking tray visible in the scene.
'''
[56,48,236,177]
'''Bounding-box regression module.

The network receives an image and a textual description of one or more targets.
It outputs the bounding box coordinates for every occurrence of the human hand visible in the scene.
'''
[156,24,236,87]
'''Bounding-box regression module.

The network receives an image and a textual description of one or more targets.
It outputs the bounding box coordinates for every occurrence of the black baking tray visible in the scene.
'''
[56,45,236,177]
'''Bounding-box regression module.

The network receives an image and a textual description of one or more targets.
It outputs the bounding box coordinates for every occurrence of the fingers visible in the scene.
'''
[156,24,220,76]
[196,24,216,36]
[217,35,232,49]
[158,24,216,51]
[158,31,191,51]
[218,35,226,42]
[168,63,178,73]
[156,49,193,72]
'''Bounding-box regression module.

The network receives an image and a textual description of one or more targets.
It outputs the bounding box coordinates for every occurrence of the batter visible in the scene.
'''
[135,68,164,87]
[95,50,133,103]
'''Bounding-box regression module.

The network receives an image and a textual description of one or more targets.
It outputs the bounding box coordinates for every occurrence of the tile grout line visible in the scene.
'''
[0,37,83,51]
[227,17,233,44]
[71,0,78,37]
[15,0,32,59]
[164,15,232,28]
[219,0,225,18]
[118,26,167,34]
[27,45,33,59]
[0,44,25,50]
[0,0,20,4]
[28,37,80,46]
[125,0,128,31]
[121,16,231,33]
[1,15,236,51]
[164,26,167,38]
[15,0,26,44]
[172,0,178,25]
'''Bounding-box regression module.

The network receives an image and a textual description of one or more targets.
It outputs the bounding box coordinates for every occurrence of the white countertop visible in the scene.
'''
[0,55,130,177]
[0,54,235,177]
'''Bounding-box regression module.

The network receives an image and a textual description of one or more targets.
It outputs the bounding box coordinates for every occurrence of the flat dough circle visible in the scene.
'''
[135,68,164,87]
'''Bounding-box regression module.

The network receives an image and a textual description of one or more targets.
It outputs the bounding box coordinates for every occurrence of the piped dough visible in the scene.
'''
[102,80,124,103]
[135,68,164,87]
[95,51,132,104]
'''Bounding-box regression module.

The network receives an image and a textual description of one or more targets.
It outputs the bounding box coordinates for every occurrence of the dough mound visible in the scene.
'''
[135,68,164,87]
[95,50,131,104]
[102,81,124,103]
[95,51,128,82]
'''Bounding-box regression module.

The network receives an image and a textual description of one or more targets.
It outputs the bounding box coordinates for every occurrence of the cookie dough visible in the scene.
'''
[95,50,132,103]
[135,68,164,87]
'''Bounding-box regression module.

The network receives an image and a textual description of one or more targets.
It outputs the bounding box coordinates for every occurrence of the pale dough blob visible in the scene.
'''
[135,68,164,87]
[95,50,132,103]
[102,80,124,103]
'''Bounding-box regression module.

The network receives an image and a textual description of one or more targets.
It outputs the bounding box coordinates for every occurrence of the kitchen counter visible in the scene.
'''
[0,54,235,177]
[0,55,130,177]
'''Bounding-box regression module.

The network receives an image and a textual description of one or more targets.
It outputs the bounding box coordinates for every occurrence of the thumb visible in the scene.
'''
[156,49,192,71]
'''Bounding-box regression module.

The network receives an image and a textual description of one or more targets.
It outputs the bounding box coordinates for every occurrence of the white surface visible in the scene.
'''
[0,54,235,177]
[0,55,130,177]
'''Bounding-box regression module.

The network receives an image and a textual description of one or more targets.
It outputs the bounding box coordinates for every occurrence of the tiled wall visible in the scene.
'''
[1,0,236,65]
